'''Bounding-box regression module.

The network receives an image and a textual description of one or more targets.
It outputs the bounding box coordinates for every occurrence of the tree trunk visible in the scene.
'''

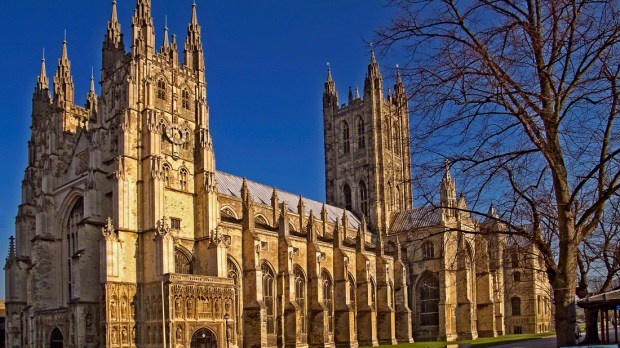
[583,307,600,344]
[553,249,578,347]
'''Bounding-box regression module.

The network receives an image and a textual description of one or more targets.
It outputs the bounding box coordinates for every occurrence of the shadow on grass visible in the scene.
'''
[364,333,556,348]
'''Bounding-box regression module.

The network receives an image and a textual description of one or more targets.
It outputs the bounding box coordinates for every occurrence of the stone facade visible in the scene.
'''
[4,1,552,347]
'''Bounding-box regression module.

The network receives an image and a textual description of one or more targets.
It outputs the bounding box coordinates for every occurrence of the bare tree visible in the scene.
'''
[377,1,620,346]
[577,195,620,343]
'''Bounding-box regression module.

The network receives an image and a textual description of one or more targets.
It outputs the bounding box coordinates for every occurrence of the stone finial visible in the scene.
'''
[156,216,171,237]
[102,217,118,241]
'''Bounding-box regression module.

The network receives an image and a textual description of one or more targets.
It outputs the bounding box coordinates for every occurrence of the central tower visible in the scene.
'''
[323,52,413,233]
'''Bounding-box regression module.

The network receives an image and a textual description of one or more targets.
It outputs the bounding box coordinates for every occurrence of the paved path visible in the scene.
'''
[490,336,557,348]
[490,331,620,348]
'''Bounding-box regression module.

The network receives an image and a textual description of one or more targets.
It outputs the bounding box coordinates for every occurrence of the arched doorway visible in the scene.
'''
[191,328,217,348]
[50,328,63,348]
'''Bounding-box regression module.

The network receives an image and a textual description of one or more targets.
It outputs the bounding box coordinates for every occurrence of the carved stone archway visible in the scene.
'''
[50,328,64,348]
[191,328,217,348]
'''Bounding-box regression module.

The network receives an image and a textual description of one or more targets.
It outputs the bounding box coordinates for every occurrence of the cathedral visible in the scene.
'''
[4,1,552,347]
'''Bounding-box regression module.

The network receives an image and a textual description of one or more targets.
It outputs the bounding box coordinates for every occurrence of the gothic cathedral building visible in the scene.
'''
[4,1,552,347]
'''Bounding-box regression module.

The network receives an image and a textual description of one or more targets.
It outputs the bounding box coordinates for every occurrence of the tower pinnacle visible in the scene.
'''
[184,1,204,72]
[105,0,122,45]
[324,62,336,96]
[54,35,75,105]
[36,49,49,91]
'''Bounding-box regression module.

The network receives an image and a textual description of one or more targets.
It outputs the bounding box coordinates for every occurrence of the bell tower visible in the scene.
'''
[323,51,413,234]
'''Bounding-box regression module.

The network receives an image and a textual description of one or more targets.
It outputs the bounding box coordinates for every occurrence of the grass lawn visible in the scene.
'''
[363,332,556,348]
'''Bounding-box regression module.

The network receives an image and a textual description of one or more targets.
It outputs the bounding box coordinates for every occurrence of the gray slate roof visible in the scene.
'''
[390,206,442,233]
[216,171,360,230]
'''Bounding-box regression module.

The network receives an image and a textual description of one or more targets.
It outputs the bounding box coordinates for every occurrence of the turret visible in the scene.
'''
[323,63,337,105]
[131,0,155,58]
[184,2,205,73]
[364,44,383,97]
[440,160,457,219]
[103,0,124,72]
[53,36,75,108]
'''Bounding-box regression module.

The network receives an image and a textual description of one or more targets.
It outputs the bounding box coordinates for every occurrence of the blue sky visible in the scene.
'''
[0,1,399,298]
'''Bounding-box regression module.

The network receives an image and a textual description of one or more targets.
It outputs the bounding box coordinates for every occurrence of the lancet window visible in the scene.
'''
[322,269,334,333]
[357,116,365,149]
[342,121,350,154]
[359,180,368,218]
[179,168,188,191]
[418,272,440,326]
[294,266,307,334]
[157,79,166,100]
[262,262,276,334]
[511,297,521,316]
[67,197,83,300]
[344,184,352,211]
[182,89,190,110]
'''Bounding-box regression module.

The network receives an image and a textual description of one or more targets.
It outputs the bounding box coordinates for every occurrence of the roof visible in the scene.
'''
[390,206,442,233]
[216,171,361,230]
[578,289,620,309]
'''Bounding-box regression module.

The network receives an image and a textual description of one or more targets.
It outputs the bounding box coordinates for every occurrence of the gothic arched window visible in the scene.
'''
[322,269,334,333]
[511,297,521,316]
[370,277,377,309]
[294,266,307,334]
[181,89,190,110]
[67,197,84,300]
[344,184,352,211]
[422,241,434,260]
[418,272,439,326]
[348,274,356,306]
[262,262,276,334]
[174,248,192,274]
[157,79,167,100]
[162,164,171,187]
[393,121,401,155]
[357,116,365,150]
[513,271,521,282]
[342,121,350,155]
[228,257,241,334]
[179,168,188,191]
[359,180,368,218]
[511,251,519,268]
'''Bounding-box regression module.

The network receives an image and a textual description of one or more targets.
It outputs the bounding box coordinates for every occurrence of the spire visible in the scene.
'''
[132,0,155,57]
[54,34,75,105]
[184,1,204,72]
[364,42,382,95]
[394,64,405,98]
[86,67,98,122]
[105,0,122,46]
[324,62,336,96]
[355,84,360,99]
[36,48,49,92]
[90,67,96,93]
[61,31,68,61]
[163,16,170,48]
[368,42,381,77]
[191,0,199,25]
[440,159,457,217]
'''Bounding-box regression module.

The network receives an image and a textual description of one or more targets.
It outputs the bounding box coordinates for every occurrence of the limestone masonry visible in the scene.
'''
[4,1,552,347]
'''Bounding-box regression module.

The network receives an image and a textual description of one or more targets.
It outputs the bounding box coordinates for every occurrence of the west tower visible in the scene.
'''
[323,52,413,233]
